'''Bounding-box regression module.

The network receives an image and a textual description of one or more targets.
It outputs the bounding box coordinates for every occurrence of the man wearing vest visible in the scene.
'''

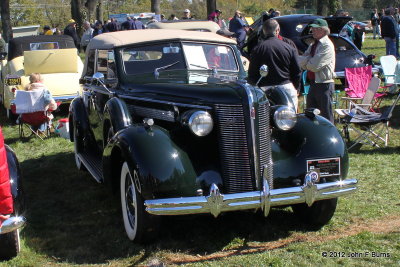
[299,18,335,123]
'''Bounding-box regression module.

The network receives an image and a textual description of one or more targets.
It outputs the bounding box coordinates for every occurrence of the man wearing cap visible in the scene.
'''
[209,9,227,29]
[182,9,192,20]
[299,18,335,123]
[43,25,53,35]
[248,19,301,112]
[64,19,80,50]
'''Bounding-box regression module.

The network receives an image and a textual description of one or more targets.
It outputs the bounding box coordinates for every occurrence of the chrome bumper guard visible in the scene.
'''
[53,94,79,103]
[0,216,26,234]
[145,175,357,217]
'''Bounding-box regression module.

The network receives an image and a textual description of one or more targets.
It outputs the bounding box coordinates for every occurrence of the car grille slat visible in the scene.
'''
[258,102,273,189]
[215,104,254,193]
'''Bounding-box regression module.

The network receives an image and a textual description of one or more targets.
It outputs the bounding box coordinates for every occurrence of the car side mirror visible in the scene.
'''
[93,72,105,82]
[256,64,268,87]
[259,64,268,77]
[0,52,7,61]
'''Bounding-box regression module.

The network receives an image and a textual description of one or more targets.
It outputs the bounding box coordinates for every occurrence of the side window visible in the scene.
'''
[86,49,96,76]
[96,49,116,79]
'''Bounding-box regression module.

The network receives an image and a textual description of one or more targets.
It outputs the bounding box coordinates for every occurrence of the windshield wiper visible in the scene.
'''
[154,61,180,78]
[189,63,218,75]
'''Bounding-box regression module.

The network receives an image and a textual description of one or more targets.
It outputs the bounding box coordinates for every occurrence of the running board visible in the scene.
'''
[77,151,103,183]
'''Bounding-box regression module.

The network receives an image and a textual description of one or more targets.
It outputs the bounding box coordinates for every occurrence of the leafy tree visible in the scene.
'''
[0,0,12,42]
[363,0,376,9]
[328,0,341,15]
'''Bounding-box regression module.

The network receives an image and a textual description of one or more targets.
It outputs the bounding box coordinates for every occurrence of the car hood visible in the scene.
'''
[120,71,250,105]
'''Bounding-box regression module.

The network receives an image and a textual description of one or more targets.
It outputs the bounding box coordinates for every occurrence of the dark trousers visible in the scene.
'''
[306,81,334,123]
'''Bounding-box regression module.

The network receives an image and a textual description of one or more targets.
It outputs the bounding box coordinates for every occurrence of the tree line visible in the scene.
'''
[1,0,399,42]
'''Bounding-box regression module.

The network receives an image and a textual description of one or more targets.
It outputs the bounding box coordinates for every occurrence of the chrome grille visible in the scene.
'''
[126,105,175,122]
[258,102,273,189]
[215,104,254,193]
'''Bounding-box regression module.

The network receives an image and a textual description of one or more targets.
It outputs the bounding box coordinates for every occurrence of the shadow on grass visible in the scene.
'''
[19,151,320,265]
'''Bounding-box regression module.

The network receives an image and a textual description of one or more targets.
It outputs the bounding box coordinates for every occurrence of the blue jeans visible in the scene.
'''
[384,37,396,56]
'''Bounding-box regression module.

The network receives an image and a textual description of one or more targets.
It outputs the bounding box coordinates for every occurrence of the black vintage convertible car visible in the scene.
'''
[70,29,357,242]
[246,14,377,78]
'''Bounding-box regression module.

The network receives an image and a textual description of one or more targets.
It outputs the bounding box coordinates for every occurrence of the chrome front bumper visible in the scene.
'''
[0,216,26,234]
[145,176,357,217]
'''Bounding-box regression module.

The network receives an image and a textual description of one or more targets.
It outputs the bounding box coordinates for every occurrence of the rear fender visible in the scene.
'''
[103,125,198,199]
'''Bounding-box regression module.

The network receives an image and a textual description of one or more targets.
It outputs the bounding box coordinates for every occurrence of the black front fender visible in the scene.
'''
[5,145,24,214]
[272,114,348,187]
[103,125,198,199]
[69,97,90,142]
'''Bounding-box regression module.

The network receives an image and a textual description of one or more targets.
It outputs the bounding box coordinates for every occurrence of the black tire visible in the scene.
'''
[292,198,338,228]
[73,122,86,171]
[0,229,20,261]
[120,162,159,243]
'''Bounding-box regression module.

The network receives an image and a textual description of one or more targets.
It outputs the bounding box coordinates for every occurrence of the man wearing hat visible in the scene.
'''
[299,18,335,123]
[182,9,192,20]
[64,19,80,50]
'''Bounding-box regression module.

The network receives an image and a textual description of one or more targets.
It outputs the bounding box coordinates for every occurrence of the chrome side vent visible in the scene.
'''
[126,105,175,122]
[258,102,273,189]
[215,104,254,193]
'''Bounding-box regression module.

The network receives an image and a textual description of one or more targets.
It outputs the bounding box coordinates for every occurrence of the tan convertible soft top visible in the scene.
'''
[87,29,236,51]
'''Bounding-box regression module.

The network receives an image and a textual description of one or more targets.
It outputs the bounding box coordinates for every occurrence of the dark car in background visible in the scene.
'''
[70,29,357,243]
[246,14,377,78]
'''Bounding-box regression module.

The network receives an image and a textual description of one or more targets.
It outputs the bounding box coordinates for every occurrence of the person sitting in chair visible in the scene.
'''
[24,73,57,131]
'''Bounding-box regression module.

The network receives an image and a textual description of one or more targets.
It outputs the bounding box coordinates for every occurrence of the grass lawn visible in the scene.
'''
[0,34,399,267]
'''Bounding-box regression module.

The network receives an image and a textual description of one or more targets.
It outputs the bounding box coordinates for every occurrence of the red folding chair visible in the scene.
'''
[11,103,52,140]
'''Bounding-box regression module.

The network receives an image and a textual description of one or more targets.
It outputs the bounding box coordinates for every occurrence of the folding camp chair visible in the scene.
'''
[12,90,54,140]
[335,76,383,118]
[341,65,373,107]
[380,55,399,94]
[341,91,400,150]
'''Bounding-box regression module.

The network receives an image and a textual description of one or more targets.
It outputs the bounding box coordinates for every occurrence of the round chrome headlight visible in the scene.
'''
[273,106,297,131]
[188,111,213,136]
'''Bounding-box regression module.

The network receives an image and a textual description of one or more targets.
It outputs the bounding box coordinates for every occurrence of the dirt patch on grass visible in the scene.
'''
[162,215,400,265]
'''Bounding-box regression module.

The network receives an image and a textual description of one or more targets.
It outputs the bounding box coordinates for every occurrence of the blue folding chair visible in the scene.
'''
[302,71,310,112]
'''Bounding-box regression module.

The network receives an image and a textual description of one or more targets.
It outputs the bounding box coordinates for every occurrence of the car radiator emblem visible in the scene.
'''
[302,171,319,206]
[206,183,224,217]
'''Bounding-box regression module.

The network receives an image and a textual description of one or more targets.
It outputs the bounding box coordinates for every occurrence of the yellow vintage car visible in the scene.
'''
[0,35,83,119]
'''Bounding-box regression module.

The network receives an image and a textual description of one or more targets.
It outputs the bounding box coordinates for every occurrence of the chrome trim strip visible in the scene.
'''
[121,95,212,110]
[114,98,131,127]
[0,216,26,234]
[242,83,259,189]
[145,179,357,216]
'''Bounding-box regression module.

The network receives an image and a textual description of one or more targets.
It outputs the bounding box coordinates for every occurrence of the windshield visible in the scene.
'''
[121,41,238,75]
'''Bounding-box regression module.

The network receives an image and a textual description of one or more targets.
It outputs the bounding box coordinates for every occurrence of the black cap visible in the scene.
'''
[43,25,51,30]
[216,9,222,13]
[216,29,235,37]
